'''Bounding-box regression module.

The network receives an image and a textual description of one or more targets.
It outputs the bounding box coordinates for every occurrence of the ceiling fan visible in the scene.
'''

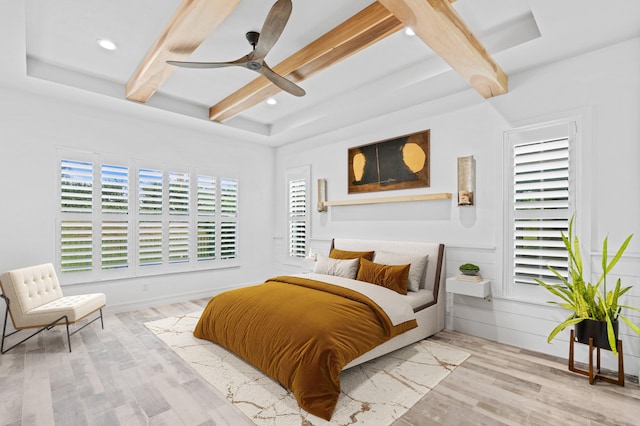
[167,0,305,97]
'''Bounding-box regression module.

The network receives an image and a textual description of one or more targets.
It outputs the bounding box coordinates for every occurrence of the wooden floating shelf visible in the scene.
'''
[321,192,452,208]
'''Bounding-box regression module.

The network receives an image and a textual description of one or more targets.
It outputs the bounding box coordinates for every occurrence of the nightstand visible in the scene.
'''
[446,277,491,301]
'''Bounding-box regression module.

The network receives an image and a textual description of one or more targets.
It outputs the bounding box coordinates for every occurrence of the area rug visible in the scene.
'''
[145,311,469,425]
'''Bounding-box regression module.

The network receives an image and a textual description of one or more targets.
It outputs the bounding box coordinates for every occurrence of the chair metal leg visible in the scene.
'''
[66,321,72,352]
[1,294,105,354]
[0,315,71,354]
[1,294,11,354]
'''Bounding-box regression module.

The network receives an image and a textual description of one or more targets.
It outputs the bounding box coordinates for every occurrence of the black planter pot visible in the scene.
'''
[575,319,618,351]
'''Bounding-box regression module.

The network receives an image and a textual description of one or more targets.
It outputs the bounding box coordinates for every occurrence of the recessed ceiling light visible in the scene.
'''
[97,39,117,51]
[404,27,415,36]
[266,98,277,105]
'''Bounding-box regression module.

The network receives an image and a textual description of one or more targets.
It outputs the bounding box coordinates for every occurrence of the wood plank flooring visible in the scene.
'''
[1,298,638,425]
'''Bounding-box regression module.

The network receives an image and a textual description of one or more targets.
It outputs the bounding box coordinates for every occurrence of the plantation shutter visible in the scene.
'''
[58,151,242,282]
[220,178,238,217]
[512,137,570,285]
[197,222,216,261]
[220,178,238,260]
[60,220,93,273]
[61,159,93,213]
[168,221,190,263]
[197,175,216,216]
[197,175,216,261]
[220,222,237,259]
[138,168,163,214]
[139,221,163,266]
[101,164,129,213]
[169,171,190,215]
[100,164,129,270]
[288,179,307,258]
[101,221,128,269]
[60,159,94,273]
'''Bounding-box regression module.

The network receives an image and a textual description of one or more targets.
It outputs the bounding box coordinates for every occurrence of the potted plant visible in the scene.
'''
[536,215,640,355]
[459,263,480,276]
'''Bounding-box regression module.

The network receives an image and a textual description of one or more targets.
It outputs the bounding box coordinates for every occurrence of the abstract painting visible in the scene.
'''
[348,130,430,193]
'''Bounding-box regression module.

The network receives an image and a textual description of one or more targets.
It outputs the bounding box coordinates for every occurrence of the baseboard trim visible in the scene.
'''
[103,282,259,314]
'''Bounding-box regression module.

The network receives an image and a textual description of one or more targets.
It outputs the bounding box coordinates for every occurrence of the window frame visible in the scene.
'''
[285,165,311,263]
[56,148,240,285]
[502,117,581,301]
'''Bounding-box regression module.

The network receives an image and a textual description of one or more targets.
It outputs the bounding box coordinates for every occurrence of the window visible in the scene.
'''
[101,164,129,270]
[197,175,216,261]
[286,166,310,259]
[504,120,577,298]
[60,159,93,273]
[220,178,239,260]
[57,149,239,283]
[289,179,307,257]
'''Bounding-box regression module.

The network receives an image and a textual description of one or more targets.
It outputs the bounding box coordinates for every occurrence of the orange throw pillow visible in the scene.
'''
[329,248,374,261]
[356,258,410,295]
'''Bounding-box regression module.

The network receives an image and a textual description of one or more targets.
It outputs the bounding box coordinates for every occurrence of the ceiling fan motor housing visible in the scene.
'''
[246,31,260,48]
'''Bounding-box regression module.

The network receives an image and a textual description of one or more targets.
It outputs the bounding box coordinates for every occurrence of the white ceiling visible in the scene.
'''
[24,0,640,145]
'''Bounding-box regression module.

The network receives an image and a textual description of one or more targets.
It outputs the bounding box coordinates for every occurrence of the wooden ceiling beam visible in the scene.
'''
[377,0,507,98]
[125,0,241,103]
[208,2,404,122]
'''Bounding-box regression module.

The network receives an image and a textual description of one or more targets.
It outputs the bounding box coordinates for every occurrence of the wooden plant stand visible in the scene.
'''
[568,329,624,386]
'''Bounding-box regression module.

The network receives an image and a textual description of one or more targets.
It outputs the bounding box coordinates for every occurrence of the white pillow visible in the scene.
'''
[373,251,428,292]
[313,254,359,279]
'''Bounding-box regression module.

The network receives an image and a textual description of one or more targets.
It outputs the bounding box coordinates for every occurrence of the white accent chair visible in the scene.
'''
[0,263,106,353]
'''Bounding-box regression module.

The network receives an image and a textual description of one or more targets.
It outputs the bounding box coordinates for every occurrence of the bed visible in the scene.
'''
[193,239,445,420]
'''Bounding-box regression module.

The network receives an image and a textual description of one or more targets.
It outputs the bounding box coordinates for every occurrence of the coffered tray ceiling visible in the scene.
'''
[24,0,640,145]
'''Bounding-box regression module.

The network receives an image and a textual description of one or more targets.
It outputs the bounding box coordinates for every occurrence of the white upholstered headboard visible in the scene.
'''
[330,239,445,303]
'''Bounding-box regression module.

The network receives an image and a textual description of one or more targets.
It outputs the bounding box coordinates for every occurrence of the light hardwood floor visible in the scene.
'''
[1,298,638,425]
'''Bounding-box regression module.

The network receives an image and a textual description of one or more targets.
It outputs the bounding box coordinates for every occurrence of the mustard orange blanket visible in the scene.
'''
[193,275,417,420]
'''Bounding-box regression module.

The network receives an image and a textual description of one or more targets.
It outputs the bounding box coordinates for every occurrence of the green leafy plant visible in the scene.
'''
[459,263,480,272]
[536,215,640,355]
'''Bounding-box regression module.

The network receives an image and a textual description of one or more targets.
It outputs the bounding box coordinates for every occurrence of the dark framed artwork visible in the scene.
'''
[348,130,430,194]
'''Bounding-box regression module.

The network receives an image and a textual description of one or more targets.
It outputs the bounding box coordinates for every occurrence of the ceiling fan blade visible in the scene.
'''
[260,62,305,97]
[250,0,292,62]
[167,55,249,69]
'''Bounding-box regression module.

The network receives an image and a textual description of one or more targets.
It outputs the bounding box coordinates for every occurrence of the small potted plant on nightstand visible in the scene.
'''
[459,263,480,276]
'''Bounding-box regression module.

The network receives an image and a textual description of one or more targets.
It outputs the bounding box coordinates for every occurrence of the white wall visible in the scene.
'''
[274,38,640,375]
[0,85,276,314]
[0,0,276,320]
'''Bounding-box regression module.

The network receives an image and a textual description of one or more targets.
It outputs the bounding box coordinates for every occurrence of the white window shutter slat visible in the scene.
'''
[60,220,93,272]
[60,159,93,214]
[197,221,216,261]
[197,175,216,216]
[169,221,190,263]
[512,136,570,286]
[169,172,190,215]
[288,178,307,258]
[220,178,238,217]
[139,168,163,214]
[102,221,128,269]
[101,164,129,213]
[220,221,237,260]
[139,221,163,266]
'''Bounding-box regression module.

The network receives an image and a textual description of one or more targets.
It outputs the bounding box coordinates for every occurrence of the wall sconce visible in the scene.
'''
[317,178,327,212]
[457,156,475,206]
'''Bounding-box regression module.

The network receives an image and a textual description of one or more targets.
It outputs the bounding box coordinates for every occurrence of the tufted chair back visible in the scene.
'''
[0,263,63,329]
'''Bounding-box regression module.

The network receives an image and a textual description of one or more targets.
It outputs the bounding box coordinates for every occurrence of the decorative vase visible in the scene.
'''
[575,319,618,351]
[460,270,478,276]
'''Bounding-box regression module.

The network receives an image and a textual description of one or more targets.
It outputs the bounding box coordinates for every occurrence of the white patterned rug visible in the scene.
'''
[145,311,469,426]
